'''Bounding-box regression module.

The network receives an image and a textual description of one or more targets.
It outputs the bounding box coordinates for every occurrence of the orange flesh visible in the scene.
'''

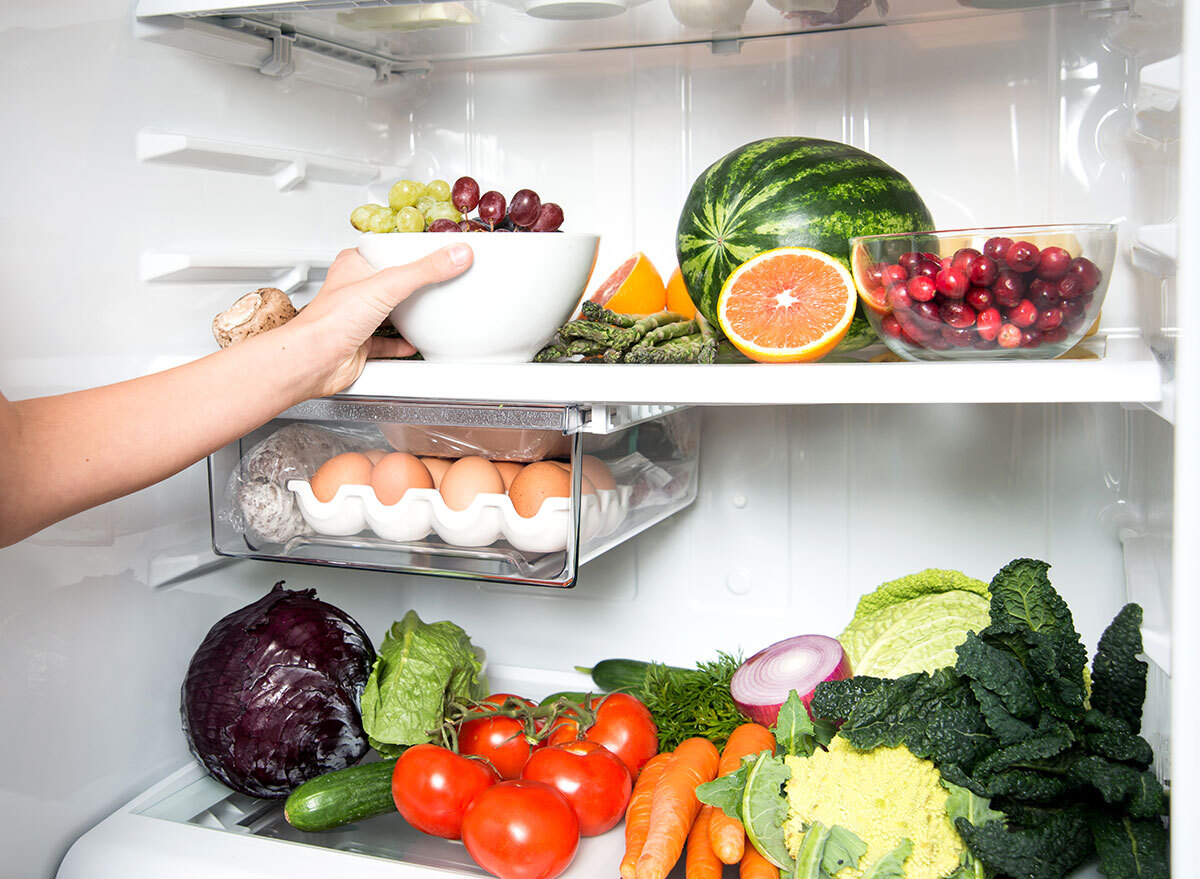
[723,254,849,349]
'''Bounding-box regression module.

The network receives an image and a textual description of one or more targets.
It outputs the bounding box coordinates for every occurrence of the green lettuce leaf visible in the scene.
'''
[360,610,485,756]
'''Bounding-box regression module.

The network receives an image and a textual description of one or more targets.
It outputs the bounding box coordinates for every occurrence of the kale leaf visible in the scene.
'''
[1090,603,1148,735]
[1090,813,1170,879]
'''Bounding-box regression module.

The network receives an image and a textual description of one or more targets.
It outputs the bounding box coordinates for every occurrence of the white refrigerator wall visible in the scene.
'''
[0,3,1180,878]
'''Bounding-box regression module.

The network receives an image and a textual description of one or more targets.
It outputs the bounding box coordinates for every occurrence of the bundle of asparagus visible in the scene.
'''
[535,301,718,364]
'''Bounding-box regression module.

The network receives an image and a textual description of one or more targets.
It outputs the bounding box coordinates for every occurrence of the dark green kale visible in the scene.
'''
[1090,604,1148,734]
[809,559,1170,879]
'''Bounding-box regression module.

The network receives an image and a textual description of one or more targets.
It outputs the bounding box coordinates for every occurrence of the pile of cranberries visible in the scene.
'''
[861,236,1105,353]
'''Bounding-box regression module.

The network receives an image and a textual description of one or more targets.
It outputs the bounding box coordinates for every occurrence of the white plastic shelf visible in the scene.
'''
[140,252,331,293]
[341,335,1164,408]
[136,129,399,191]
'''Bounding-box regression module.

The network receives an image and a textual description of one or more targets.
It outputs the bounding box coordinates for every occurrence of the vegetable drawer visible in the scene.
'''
[208,400,699,587]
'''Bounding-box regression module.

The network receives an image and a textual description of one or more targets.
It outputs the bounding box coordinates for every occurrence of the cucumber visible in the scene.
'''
[577,658,689,694]
[539,690,592,706]
[284,758,397,832]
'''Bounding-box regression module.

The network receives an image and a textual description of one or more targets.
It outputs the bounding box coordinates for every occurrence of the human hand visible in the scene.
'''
[287,243,473,397]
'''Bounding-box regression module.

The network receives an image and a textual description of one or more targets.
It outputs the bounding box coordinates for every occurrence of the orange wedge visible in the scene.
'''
[717,247,857,363]
[665,266,697,319]
[587,252,666,316]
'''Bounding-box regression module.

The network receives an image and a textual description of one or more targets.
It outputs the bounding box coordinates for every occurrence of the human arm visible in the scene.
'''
[0,243,472,548]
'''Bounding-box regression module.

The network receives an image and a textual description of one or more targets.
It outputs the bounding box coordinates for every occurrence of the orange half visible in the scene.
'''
[665,266,697,319]
[586,252,666,316]
[717,247,857,363]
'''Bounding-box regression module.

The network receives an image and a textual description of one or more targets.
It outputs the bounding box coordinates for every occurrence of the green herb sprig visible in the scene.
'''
[637,651,746,751]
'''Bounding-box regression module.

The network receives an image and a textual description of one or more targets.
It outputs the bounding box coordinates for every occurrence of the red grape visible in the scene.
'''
[530,202,564,232]
[478,191,506,227]
[508,189,542,228]
[452,176,481,213]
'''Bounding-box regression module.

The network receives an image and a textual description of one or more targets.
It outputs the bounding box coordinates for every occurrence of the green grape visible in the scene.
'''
[350,204,380,232]
[415,195,437,215]
[426,178,451,201]
[365,207,397,233]
[394,206,426,233]
[424,201,463,224]
[388,179,426,210]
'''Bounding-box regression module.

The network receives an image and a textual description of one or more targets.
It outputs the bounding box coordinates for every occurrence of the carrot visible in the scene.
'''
[685,805,722,879]
[635,737,721,879]
[709,722,777,864]
[739,836,779,879]
[620,752,673,879]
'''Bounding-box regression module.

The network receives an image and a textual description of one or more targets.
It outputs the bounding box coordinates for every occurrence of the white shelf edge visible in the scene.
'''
[136,128,394,191]
[338,334,1165,407]
[140,252,331,292]
[1131,222,1179,278]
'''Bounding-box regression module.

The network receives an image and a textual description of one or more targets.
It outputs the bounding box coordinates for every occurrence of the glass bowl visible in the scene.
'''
[849,224,1117,361]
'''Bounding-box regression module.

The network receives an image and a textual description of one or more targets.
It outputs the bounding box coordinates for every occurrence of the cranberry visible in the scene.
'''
[1057,275,1084,300]
[880,313,905,339]
[896,312,931,343]
[973,338,999,351]
[881,264,909,287]
[939,256,954,272]
[917,259,941,279]
[965,286,994,312]
[1008,299,1038,328]
[865,261,886,286]
[907,275,937,302]
[997,324,1022,348]
[967,255,999,287]
[911,300,941,328]
[941,326,976,347]
[976,307,1002,342]
[935,267,970,299]
[939,300,977,329]
[991,269,1026,308]
[1027,279,1060,312]
[1067,257,1102,293]
[1061,298,1088,329]
[924,332,951,351]
[1036,246,1072,281]
[898,252,925,274]
[983,236,1013,261]
[1041,326,1069,344]
[952,248,982,271]
[1005,240,1041,273]
[1035,307,1064,331]
[1020,328,1043,348]
[922,251,941,263]
[887,282,913,311]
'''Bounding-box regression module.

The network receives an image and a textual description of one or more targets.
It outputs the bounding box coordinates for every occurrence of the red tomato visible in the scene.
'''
[391,744,499,839]
[459,693,541,780]
[545,693,658,779]
[520,740,633,836]
[461,779,580,879]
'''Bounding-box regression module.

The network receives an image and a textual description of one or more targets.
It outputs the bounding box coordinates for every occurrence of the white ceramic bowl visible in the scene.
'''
[357,231,600,363]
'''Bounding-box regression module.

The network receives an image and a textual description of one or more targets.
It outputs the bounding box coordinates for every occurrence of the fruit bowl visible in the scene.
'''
[849,224,1116,361]
[357,231,600,363]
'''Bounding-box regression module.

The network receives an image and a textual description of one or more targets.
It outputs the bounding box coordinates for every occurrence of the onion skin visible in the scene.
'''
[729,635,851,727]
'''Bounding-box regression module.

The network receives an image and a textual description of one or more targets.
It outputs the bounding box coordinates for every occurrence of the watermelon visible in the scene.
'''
[676,137,935,343]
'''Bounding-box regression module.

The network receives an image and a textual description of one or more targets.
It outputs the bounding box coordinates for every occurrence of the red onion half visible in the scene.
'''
[730,634,851,726]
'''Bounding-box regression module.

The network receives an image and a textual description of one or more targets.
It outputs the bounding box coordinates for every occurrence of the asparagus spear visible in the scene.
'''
[580,300,637,328]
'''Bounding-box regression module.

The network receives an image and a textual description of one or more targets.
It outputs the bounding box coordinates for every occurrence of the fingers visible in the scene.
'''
[323,248,372,289]
[360,243,474,309]
[366,336,418,360]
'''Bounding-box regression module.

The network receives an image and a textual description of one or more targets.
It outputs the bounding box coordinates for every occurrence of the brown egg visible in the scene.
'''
[370,452,434,505]
[494,461,525,492]
[363,448,390,465]
[439,455,505,512]
[420,457,452,490]
[580,454,617,491]
[508,460,575,518]
[310,452,374,503]
[546,460,596,494]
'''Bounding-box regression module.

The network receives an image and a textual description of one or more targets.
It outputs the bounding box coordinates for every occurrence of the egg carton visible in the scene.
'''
[286,481,632,553]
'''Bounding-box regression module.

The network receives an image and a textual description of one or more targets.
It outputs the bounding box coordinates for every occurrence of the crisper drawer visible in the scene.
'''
[207,399,699,586]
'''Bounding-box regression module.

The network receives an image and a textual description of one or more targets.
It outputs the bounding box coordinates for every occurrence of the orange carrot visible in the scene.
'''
[635,737,721,879]
[739,836,779,879]
[709,723,777,864]
[685,806,722,879]
[620,752,673,879]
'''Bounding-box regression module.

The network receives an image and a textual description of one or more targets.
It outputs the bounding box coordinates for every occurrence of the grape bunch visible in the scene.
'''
[350,176,565,234]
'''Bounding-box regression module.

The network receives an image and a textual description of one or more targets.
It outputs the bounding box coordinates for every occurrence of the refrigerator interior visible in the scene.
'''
[0,0,1188,876]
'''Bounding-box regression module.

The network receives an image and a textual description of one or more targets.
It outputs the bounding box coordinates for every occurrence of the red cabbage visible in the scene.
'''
[180,581,376,798]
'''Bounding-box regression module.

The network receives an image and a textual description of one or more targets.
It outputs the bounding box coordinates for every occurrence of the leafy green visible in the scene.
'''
[774,688,834,757]
[741,752,796,869]
[809,559,1169,879]
[1090,603,1148,734]
[637,651,745,750]
[861,839,914,879]
[838,569,991,678]
[790,822,867,879]
[359,610,486,757]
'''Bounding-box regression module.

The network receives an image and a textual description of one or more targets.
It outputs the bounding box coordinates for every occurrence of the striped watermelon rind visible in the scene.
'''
[676,137,935,342]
